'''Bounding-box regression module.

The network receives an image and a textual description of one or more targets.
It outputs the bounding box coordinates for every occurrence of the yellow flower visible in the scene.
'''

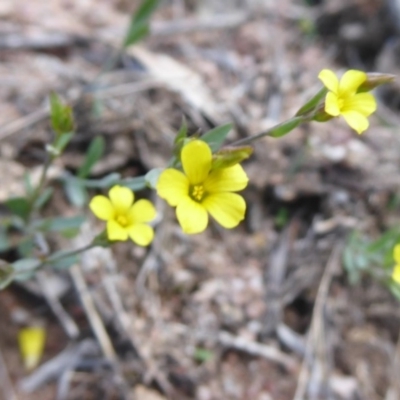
[89,185,156,246]
[18,327,46,370]
[392,244,400,284]
[156,140,248,234]
[318,69,377,134]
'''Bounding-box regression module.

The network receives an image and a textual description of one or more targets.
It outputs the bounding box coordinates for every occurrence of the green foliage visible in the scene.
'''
[201,123,233,152]
[47,250,79,270]
[5,197,30,221]
[0,263,13,289]
[211,146,253,170]
[274,208,289,229]
[64,179,88,208]
[78,136,105,178]
[33,187,54,211]
[53,132,74,154]
[343,229,400,286]
[295,88,327,117]
[123,0,160,47]
[50,93,74,136]
[145,169,163,189]
[269,117,303,138]
[12,258,41,281]
[193,348,213,363]
[33,215,85,234]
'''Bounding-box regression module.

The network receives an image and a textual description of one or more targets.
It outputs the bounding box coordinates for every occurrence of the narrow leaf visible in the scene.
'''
[201,123,233,152]
[78,136,105,178]
[5,197,30,220]
[64,179,88,207]
[295,88,327,117]
[269,117,303,138]
[123,0,160,47]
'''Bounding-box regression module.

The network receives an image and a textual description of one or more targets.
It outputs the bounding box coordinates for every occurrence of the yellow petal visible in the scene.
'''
[128,224,154,246]
[107,219,129,241]
[318,69,339,94]
[342,93,377,116]
[204,164,249,193]
[338,70,366,97]
[325,92,341,116]
[157,169,189,206]
[393,244,400,263]
[393,264,400,284]
[176,197,208,234]
[341,110,369,134]
[18,327,46,370]
[181,140,211,185]
[89,195,114,221]
[109,185,133,215]
[203,193,246,229]
[128,199,156,224]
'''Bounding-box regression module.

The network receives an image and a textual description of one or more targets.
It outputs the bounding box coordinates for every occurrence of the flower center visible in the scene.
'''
[191,185,205,202]
[116,215,128,227]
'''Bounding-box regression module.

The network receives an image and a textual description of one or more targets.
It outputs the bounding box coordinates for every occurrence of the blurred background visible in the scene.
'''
[1,0,400,399]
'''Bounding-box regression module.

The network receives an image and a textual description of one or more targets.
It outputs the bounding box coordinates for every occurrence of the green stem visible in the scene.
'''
[37,242,97,270]
[28,155,54,218]
[231,116,308,147]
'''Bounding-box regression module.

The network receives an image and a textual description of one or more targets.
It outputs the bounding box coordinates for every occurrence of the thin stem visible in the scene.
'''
[37,242,97,271]
[28,155,54,216]
[231,116,308,147]
[51,242,97,262]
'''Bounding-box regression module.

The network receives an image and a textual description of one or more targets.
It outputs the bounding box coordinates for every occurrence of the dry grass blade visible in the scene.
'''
[293,243,342,400]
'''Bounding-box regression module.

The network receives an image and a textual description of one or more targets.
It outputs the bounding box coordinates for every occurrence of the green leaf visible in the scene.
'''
[119,176,148,191]
[193,348,213,363]
[78,136,105,178]
[33,187,53,211]
[0,227,10,252]
[295,88,327,117]
[54,132,74,153]
[23,173,34,197]
[50,93,74,136]
[123,0,160,47]
[145,168,163,189]
[34,215,85,233]
[5,197,30,220]
[269,117,303,138]
[17,238,35,258]
[389,280,400,302]
[211,146,253,170]
[12,258,40,281]
[50,254,79,270]
[69,173,121,189]
[64,179,88,207]
[0,262,13,289]
[174,117,188,145]
[201,123,233,152]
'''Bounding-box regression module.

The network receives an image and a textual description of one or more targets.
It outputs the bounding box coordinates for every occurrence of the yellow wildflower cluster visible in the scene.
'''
[89,69,382,246]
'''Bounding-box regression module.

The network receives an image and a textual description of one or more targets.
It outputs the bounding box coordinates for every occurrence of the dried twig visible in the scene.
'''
[0,107,48,142]
[19,340,98,393]
[151,12,250,36]
[0,344,19,400]
[293,243,342,400]
[37,272,79,339]
[69,264,116,360]
[385,328,400,400]
[217,330,299,371]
